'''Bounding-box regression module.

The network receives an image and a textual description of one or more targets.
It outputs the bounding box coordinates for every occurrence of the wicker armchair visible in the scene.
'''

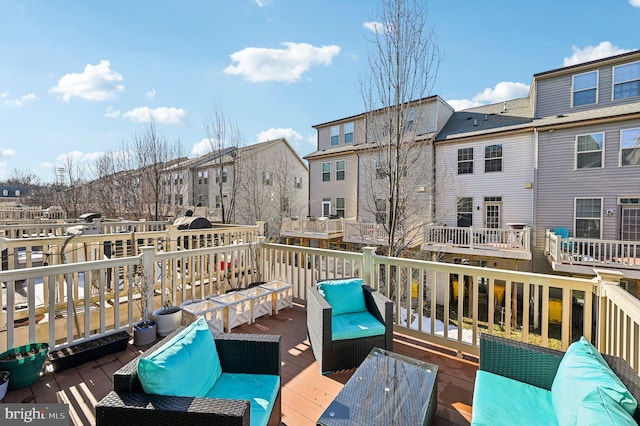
[306,284,393,374]
[95,329,282,426]
[479,333,640,423]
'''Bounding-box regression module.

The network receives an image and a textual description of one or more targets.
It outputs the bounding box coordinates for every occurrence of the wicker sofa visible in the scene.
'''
[306,281,393,374]
[474,333,640,425]
[95,328,282,426]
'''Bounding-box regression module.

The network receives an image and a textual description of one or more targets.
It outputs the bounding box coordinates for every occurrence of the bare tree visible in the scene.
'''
[360,0,440,257]
[132,121,184,220]
[52,154,87,218]
[203,102,245,224]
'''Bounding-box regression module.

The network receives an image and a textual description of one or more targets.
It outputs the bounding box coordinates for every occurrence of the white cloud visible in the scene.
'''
[630,0,640,7]
[447,81,530,111]
[104,106,121,118]
[1,92,38,107]
[563,42,631,67]
[56,150,104,164]
[191,138,215,156]
[363,21,384,34]
[257,128,303,148]
[50,60,124,102]
[224,42,341,83]
[145,88,156,98]
[122,106,187,125]
[1,149,16,158]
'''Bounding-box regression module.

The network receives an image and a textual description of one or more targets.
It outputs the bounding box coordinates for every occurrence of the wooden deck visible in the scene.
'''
[3,305,477,425]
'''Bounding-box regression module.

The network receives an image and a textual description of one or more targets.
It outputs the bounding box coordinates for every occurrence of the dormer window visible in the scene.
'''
[330,125,339,145]
[572,71,598,107]
[614,61,640,100]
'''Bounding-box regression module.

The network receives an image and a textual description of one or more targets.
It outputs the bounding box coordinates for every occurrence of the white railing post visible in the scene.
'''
[362,247,376,289]
[140,246,157,321]
[593,268,624,353]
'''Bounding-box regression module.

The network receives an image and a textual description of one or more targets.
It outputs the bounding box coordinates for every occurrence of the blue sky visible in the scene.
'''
[1,0,639,182]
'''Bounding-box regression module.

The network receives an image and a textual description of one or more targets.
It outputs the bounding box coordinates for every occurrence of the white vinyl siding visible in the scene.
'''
[435,134,533,228]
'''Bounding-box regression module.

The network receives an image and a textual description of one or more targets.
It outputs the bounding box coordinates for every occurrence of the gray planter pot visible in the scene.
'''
[133,321,157,346]
[153,306,182,337]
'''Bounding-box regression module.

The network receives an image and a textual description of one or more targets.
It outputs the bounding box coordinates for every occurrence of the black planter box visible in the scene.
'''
[48,330,130,373]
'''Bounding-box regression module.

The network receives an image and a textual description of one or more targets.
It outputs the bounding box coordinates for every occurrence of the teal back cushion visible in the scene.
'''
[138,316,222,397]
[551,337,637,425]
[317,278,367,316]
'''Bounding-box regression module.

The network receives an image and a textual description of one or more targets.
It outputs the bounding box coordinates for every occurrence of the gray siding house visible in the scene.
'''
[532,50,640,282]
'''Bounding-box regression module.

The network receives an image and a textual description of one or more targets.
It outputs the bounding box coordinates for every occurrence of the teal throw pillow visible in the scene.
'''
[138,316,222,397]
[317,278,367,315]
[551,337,637,425]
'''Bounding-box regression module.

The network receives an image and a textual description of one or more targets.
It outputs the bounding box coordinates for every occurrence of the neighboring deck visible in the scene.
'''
[3,305,477,426]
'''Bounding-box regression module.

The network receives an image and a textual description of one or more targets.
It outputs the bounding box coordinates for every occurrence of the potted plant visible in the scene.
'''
[153,300,182,337]
[0,343,48,390]
[0,371,9,400]
[131,264,157,346]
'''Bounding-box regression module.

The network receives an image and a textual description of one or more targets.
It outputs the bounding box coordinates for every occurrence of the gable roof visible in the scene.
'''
[435,97,534,143]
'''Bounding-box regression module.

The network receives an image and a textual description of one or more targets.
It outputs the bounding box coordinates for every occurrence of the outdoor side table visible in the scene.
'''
[179,299,225,334]
[210,292,252,332]
[259,280,293,314]
[239,286,273,322]
[317,347,439,425]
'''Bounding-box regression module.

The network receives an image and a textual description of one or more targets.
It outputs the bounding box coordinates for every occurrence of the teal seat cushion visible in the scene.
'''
[317,278,366,315]
[206,373,280,426]
[551,337,637,425]
[472,370,558,426]
[331,311,385,341]
[137,316,222,397]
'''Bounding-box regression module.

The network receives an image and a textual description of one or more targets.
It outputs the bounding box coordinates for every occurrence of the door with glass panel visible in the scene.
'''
[484,197,502,243]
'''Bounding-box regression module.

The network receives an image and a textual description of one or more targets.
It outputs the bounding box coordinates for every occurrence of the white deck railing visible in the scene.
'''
[546,230,640,271]
[1,238,638,373]
[280,217,348,238]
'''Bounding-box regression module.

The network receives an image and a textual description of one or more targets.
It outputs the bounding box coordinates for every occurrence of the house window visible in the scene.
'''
[281,197,290,215]
[375,198,386,224]
[322,162,331,181]
[263,171,271,185]
[575,198,601,238]
[336,160,345,181]
[458,148,473,174]
[344,122,354,143]
[336,197,345,218]
[294,177,302,189]
[14,190,20,196]
[203,170,208,184]
[2,190,7,197]
[375,158,385,179]
[576,133,604,169]
[215,195,221,208]
[457,197,473,227]
[330,125,339,145]
[216,168,227,184]
[405,107,415,132]
[613,61,640,100]
[484,144,502,172]
[572,71,598,106]
[621,128,640,166]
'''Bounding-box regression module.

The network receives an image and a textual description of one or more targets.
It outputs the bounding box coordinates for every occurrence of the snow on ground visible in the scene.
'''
[397,306,477,345]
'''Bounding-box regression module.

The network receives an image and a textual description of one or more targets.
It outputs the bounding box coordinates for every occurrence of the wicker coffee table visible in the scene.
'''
[317,347,438,425]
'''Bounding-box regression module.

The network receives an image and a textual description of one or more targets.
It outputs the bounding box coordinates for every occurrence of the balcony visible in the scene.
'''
[1,227,639,424]
[545,229,640,279]
[422,225,532,260]
[342,220,389,245]
[280,217,349,240]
